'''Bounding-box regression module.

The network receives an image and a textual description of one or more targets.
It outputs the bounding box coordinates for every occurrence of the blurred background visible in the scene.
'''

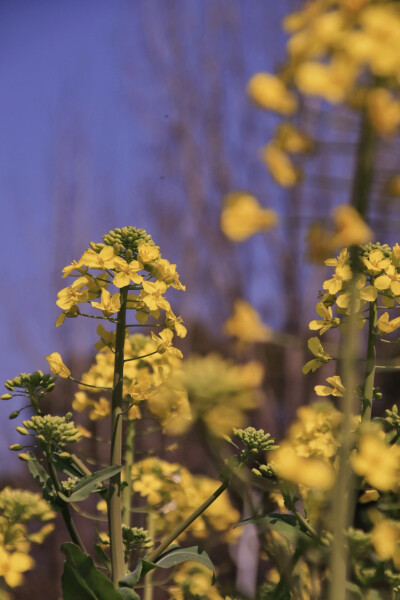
[3,1,400,598]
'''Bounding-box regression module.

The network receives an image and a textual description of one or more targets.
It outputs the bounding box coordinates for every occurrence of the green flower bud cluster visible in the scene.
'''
[60,476,79,494]
[21,413,81,449]
[346,527,371,556]
[90,226,155,263]
[3,371,56,398]
[122,525,153,561]
[233,427,276,455]
[252,463,274,478]
[359,242,391,259]
[385,404,400,431]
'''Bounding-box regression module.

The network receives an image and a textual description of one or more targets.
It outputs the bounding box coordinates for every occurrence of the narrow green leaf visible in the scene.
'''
[53,452,89,478]
[61,466,123,503]
[94,544,111,573]
[26,452,57,506]
[61,543,123,600]
[235,513,311,545]
[118,558,157,588]
[155,546,215,580]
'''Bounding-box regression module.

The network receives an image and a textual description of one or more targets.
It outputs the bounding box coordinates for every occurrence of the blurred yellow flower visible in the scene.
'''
[224,299,272,344]
[351,430,400,491]
[221,192,277,242]
[367,88,400,136]
[45,352,71,379]
[274,122,314,154]
[271,442,335,490]
[295,59,356,103]
[0,548,34,588]
[331,205,373,248]
[261,143,302,187]
[371,518,400,567]
[247,73,297,115]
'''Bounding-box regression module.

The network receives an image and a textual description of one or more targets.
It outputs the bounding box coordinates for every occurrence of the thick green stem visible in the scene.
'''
[329,272,359,600]
[362,299,377,421]
[144,512,156,600]
[145,482,227,563]
[108,286,128,586]
[122,419,135,528]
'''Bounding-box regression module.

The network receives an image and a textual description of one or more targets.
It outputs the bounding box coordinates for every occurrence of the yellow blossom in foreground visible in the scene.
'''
[224,299,272,344]
[271,442,335,490]
[261,143,302,188]
[220,192,277,242]
[137,241,160,263]
[351,431,400,491]
[45,352,71,379]
[91,288,121,316]
[309,302,340,335]
[377,312,400,334]
[112,257,143,287]
[371,518,400,567]
[315,375,344,398]
[151,329,182,358]
[374,264,400,296]
[80,245,116,270]
[0,548,34,588]
[302,337,331,374]
[247,73,297,115]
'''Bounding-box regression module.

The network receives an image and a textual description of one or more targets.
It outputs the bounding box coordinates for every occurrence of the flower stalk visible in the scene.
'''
[109,286,128,586]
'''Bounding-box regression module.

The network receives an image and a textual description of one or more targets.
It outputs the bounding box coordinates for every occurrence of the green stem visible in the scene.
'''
[329,271,360,600]
[108,286,128,586]
[144,512,156,600]
[145,482,227,563]
[362,299,377,421]
[46,450,86,552]
[68,376,112,391]
[122,419,135,528]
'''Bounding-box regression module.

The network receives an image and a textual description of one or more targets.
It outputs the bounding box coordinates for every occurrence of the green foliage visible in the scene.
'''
[58,465,124,503]
[61,543,123,600]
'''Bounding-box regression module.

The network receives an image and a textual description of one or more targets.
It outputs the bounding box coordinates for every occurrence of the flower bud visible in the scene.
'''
[1,394,13,400]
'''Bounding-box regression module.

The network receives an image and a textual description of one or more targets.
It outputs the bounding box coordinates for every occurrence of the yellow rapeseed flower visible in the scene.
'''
[351,431,400,491]
[0,548,34,588]
[261,143,302,187]
[220,192,277,241]
[315,375,344,398]
[224,299,272,344]
[271,442,335,490]
[91,288,121,316]
[247,73,297,115]
[45,352,71,379]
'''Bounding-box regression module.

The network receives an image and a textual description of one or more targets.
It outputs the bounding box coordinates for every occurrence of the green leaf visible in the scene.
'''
[61,543,122,600]
[235,513,311,545]
[94,544,111,573]
[116,589,140,600]
[26,452,57,507]
[155,546,215,582]
[60,466,123,503]
[53,452,89,478]
[118,559,157,588]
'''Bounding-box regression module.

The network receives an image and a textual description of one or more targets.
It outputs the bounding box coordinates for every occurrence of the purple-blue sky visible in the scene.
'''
[1,1,298,461]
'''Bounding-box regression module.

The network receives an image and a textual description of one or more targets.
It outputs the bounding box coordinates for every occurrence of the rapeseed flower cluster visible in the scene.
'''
[54,226,185,352]
[161,354,263,437]
[303,243,400,376]
[98,457,240,544]
[0,488,54,589]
